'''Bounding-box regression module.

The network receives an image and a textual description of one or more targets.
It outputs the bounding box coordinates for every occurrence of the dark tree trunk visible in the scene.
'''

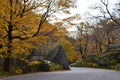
[4,21,13,72]
[4,0,13,71]
[4,57,10,72]
[99,43,103,54]
[3,0,13,73]
[107,37,111,46]
[95,37,99,55]
[78,45,84,60]
[4,41,12,72]
[79,45,83,55]
[4,22,13,72]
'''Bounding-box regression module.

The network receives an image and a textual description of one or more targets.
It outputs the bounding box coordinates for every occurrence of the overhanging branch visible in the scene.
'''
[100,0,120,25]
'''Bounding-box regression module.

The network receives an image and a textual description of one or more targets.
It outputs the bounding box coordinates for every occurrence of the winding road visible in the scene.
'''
[1,67,120,80]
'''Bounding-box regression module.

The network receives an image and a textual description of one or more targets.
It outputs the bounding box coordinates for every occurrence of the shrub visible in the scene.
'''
[74,59,83,67]
[111,64,120,70]
[0,71,9,76]
[15,69,22,74]
[28,61,41,72]
[49,62,63,71]
[74,60,97,68]
[88,63,97,68]
[28,61,41,66]
[109,60,117,65]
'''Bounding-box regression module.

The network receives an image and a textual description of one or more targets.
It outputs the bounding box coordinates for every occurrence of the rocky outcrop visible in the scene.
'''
[45,45,70,70]
[106,44,120,52]
[97,44,120,67]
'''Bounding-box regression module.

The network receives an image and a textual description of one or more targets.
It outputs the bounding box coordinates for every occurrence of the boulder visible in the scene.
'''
[45,45,70,70]
[97,44,120,67]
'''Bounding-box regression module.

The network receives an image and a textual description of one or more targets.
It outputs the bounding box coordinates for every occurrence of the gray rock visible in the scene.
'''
[105,44,120,54]
[107,44,120,50]
[45,45,70,70]
[29,48,44,61]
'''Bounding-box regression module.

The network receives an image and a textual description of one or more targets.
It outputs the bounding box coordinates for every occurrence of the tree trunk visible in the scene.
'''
[4,57,10,72]
[4,22,13,72]
[99,43,103,54]
[3,0,13,73]
[95,37,99,55]
[3,41,12,72]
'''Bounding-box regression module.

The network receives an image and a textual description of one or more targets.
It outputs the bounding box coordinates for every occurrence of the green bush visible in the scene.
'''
[109,60,117,65]
[110,64,120,70]
[49,62,63,71]
[74,60,97,68]
[0,71,8,76]
[74,59,83,67]
[88,63,97,68]
[11,60,43,73]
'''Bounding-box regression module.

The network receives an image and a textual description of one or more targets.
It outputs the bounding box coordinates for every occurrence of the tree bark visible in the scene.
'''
[4,0,13,71]
[4,21,13,72]
[4,57,10,72]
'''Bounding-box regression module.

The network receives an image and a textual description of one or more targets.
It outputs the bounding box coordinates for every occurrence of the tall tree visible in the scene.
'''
[74,22,92,59]
[0,0,74,72]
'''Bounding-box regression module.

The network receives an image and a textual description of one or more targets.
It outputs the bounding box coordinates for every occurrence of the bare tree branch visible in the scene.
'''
[32,0,52,37]
[100,0,120,25]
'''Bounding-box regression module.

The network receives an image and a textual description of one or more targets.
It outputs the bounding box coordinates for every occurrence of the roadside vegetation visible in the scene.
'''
[72,48,120,71]
[0,0,120,78]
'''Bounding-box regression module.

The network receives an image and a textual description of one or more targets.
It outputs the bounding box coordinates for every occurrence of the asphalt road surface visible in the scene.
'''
[1,67,120,80]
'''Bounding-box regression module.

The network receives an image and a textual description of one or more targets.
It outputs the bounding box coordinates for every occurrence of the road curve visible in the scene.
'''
[1,67,120,80]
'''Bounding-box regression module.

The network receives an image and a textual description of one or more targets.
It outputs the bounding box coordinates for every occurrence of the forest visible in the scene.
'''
[0,0,120,76]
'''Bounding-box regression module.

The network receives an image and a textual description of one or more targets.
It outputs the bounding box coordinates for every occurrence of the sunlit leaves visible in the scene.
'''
[28,61,41,66]
[58,37,80,62]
